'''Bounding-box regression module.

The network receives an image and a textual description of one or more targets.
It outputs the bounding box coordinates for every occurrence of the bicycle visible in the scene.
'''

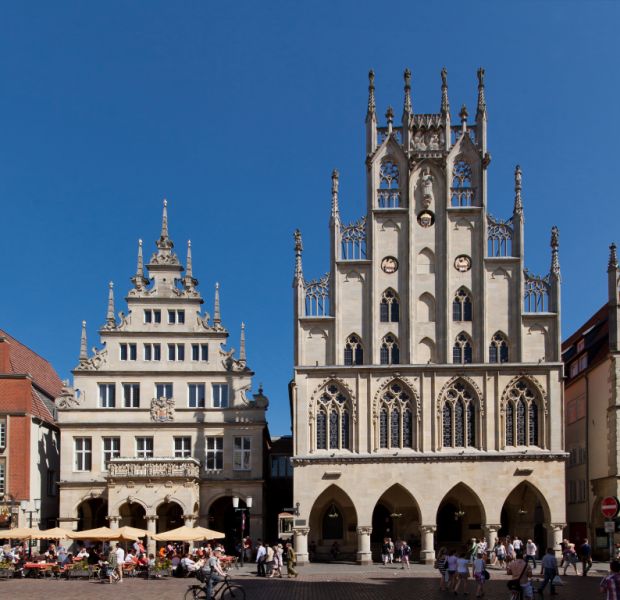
[184,574,245,600]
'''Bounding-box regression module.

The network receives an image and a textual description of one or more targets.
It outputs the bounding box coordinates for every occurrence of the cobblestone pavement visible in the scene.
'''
[0,562,606,599]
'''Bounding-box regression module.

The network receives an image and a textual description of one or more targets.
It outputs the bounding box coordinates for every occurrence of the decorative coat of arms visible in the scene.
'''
[151,397,175,422]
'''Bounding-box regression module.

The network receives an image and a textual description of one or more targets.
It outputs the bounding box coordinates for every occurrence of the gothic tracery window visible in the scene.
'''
[378,159,400,208]
[380,289,400,322]
[316,384,351,451]
[380,334,400,365]
[344,334,363,366]
[451,158,475,207]
[489,332,509,363]
[377,381,415,450]
[452,288,472,322]
[441,381,477,448]
[453,333,473,364]
[487,216,513,257]
[504,379,540,447]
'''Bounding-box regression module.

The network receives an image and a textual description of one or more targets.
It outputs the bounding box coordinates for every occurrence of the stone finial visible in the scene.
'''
[513,165,523,216]
[105,282,116,328]
[459,104,468,124]
[386,105,394,134]
[294,229,303,279]
[213,282,221,325]
[239,322,246,361]
[80,320,88,361]
[186,240,193,278]
[609,243,618,272]
[550,226,560,277]
[331,169,340,220]
[156,198,174,252]
[403,68,412,116]
[132,239,149,290]
[366,70,376,121]
[441,67,450,114]
[477,67,486,115]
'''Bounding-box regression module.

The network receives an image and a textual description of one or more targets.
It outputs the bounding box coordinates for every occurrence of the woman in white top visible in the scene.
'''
[473,551,486,598]
[76,548,89,560]
[454,552,470,595]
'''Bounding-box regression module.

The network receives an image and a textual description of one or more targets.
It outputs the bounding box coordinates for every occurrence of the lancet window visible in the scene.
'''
[504,379,539,447]
[441,381,477,448]
[305,274,330,316]
[524,271,549,313]
[344,334,363,366]
[341,217,367,260]
[451,158,475,207]
[380,334,400,365]
[380,289,400,322]
[378,159,400,208]
[316,383,351,451]
[487,216,513,257]
[452,288,472,321]
[489,332,509,363]
[453,333,473,364]
[378,381,414,449]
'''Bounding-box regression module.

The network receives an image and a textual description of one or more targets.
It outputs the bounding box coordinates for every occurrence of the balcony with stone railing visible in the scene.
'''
[107,457,201,479]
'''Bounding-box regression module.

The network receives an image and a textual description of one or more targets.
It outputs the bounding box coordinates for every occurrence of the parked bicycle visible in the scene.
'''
[184,574,245,600]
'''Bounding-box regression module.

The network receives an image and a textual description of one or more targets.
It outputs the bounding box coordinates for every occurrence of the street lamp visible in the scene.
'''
[20,498,41,557]
[232,496,252,566]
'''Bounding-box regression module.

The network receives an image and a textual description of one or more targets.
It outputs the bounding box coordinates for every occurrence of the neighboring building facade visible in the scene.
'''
[291,69,566,564]
[265,435,294,541]
[0,330,61,532]
[563,244,620,556]
[57,203,269,551]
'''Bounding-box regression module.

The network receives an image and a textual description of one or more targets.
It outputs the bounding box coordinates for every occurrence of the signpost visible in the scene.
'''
[602,497,619,559]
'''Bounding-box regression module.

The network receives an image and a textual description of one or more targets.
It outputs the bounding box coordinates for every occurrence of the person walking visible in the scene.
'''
[434,546,448,591]
[580,538,592,577]
[454,552,470,596]
[255,540,266,577]
[205,548,226,600]
[473,551,486,598]
[525,539,537,569]
[601,560,620,599]
[285,542,298,578]
[114,543,125,583]
[537,547,559,596]
[400,540,411,569]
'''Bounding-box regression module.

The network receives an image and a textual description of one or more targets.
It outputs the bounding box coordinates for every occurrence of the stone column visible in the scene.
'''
[146,515,158,556]
[107,516,120,530]
[293,527,310,565]
[482,524,501,553]
[183,514,195,527]
[419,525,436,564]
[550,523,566,559]
[356,526,373,565]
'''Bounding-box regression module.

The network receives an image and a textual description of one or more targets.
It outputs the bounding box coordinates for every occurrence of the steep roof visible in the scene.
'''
[0,329,63,401]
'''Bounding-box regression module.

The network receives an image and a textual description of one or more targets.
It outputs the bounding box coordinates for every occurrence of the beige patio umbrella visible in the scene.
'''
[69,526,118,540]
[1,526,37,539]
[115,526,148,540]
[152,525,225,542]
[29,527,74,540]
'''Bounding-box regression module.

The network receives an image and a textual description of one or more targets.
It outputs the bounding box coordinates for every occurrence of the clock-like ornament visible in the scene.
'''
[454,255,472,272]
[381,256,399,274]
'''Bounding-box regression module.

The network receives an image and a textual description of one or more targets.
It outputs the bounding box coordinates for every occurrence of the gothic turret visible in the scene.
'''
[103,282,116,330]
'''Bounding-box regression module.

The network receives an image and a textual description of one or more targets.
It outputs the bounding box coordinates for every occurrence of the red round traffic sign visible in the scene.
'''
[601,496,619,518]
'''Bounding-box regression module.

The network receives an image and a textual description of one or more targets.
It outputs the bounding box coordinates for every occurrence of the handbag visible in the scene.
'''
[507,563,528,591]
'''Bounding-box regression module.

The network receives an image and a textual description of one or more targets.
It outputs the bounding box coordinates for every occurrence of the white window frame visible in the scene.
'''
[144,343,161,361]
[155,383,173,399]
[233,436,251,471]
[74,437,92,471]
[102,437,121,470]
[168,343,185,361]
[136,437,154,459]
[98,383,116,408]
[205,436,223,470]
[212,383,229,408]
[188,383,206,408]
[122,383,140,408]
[174,436,192,458]
[0,420,6,449]
[191,344,209,362]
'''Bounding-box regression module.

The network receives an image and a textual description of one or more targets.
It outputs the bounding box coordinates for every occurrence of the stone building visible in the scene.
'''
[290,69,566,564]
[562,244,620,555]
[0,330,61,532]
[57,202,269,551]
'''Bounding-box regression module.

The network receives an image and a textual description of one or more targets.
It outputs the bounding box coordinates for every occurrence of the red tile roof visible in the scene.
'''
[0,329,63,401]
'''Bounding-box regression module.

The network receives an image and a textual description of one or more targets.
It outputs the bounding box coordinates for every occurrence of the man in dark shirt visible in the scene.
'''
[537,547,559,596]
[580,539,592,576]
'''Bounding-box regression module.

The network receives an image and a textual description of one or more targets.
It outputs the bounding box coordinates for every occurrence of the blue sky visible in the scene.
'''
[0,1,618,436]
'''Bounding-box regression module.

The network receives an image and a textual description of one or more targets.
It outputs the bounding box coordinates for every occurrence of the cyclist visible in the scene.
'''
[204,548,226,599]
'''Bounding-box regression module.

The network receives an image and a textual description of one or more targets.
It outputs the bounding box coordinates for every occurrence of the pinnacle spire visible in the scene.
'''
[294,229,303,280]
[79,320,88,361]
[441,67,450,114]
[514,165,523,216]
[550,226,560,278]
[609,243,618,272]
[131,239,149,290]
[156,198,174,252]
[331,169,340,220]
[386,105,394,133]
[459,104,468,130]
[403,68,412,117]
[476,67,486,115]
[213,282,221,325]
[366,70,376,122]
[186,240,193,278]
[105,282,116,328]
[239,322,246,361]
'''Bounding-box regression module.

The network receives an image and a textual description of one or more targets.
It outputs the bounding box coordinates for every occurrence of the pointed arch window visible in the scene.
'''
[378,159,400,208]
[344,334,363,366]
[452,288,472,322]
[380,334,400,365]
[377,381,415,450]
[453,333,473,364]
[380,289,400,322]
[441,381,477,448]
[489,332,509,363]
[316,384,351,451]
[504,379,540,447]
[451,158,475,207]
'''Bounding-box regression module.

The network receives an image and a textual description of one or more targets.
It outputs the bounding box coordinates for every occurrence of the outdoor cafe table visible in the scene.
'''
[24,562,56,577]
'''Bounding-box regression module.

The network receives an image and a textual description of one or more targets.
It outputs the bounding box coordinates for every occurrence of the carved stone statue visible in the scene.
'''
[421,168,434,208]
